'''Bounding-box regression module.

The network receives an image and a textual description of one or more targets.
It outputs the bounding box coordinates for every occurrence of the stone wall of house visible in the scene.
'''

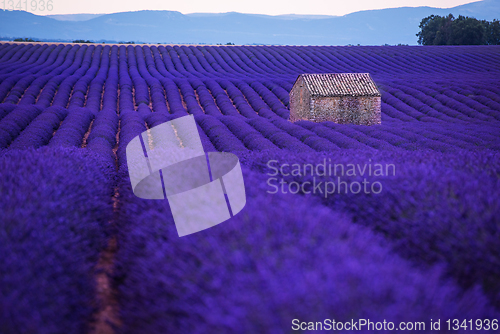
[290,80,381,125]
[308,96,381,125]
[289,77,311,122]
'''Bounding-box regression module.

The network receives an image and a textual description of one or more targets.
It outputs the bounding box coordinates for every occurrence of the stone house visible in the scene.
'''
[289,73,381,125]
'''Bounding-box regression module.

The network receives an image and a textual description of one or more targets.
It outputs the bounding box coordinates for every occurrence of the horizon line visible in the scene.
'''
[2,0,482,19]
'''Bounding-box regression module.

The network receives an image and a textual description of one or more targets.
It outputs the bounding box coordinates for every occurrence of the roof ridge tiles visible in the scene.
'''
[297,73,381,97]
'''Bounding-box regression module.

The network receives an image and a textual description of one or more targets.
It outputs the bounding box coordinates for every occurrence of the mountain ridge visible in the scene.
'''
[0,0,498,45]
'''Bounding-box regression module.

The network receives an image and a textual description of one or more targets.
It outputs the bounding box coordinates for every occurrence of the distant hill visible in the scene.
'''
[0,0,498,45]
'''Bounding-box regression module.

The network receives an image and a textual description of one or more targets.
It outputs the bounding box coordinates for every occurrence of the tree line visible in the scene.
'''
[417,14,500,45]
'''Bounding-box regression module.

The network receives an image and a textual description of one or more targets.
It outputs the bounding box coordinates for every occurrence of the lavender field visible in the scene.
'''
[1,43,500,333]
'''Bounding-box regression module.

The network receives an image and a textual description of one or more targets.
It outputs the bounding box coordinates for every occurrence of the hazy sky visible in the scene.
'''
[30,0,479,16]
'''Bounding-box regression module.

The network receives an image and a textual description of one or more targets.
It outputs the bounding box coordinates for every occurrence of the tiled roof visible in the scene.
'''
[297,73,381,97]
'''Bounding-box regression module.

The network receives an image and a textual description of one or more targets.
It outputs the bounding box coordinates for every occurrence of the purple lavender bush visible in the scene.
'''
[242,148,500,307]
[0,147,115,333]
[113,167,498,333]
[0,42,499,333]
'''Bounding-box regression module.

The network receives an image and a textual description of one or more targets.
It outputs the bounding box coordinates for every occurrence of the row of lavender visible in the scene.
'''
[3,146,498,333]
[1,102,499,161]
[1,44,498,79]
[1,43,500,333]
[0,147,115,333]
[1,43,498,81]
[113,152,500,333]
[0,44,499,123]
[0,45,499,150]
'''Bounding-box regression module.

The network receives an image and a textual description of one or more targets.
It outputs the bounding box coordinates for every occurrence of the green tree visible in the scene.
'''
[13,37,37,42]
[484,19,500,45]
[449,15,486,45]
[417,14,452,45]
[417,14,500,45]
